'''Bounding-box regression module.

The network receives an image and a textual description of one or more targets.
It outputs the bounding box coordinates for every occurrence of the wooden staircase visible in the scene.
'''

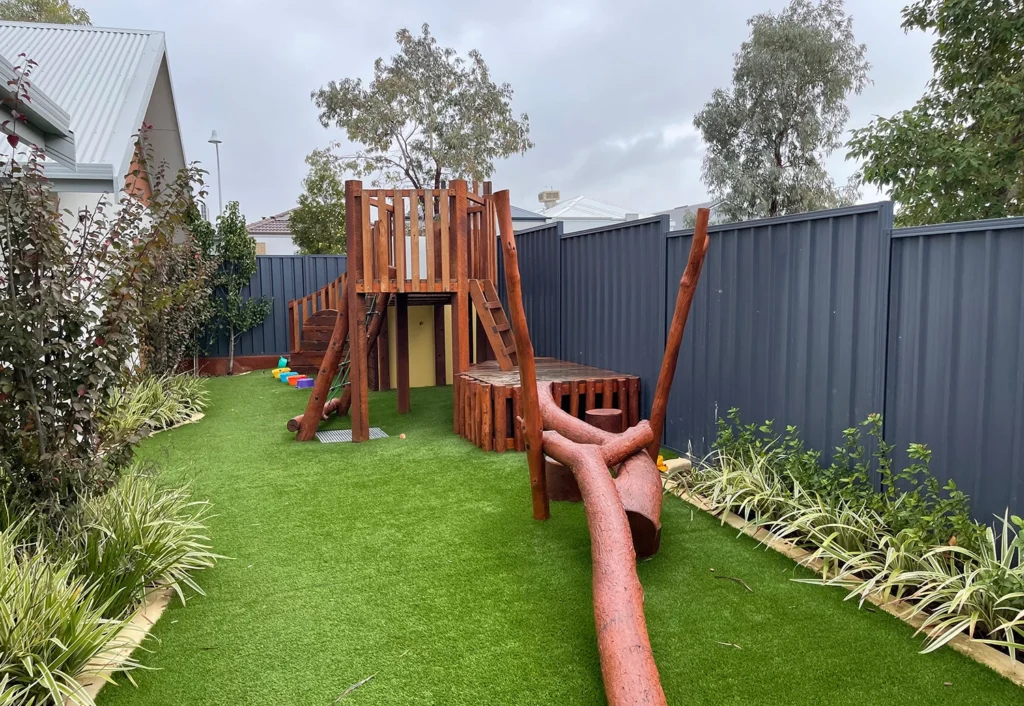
[288,309,335,375]
[469,279,517,371]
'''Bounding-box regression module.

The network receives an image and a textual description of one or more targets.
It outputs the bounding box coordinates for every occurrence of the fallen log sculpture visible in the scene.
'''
[495,191,711,706]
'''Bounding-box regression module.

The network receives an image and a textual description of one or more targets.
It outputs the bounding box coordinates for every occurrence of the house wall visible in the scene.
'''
[57,191,110,231]
[254,234,298,256]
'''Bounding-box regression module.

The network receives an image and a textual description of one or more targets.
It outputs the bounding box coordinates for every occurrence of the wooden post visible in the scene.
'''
[396,294,410,414]
[648,207,711,459]
[433,302,447,386]
[367,337,380,391]
[295,276,350,442]
[452,180,471,375]
[494,190,548,521]
[377,308,390,391]
[348,181,370,443]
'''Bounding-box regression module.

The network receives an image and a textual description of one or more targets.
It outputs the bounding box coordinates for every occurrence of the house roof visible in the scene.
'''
[248,210,294,236]
[655,199,727,229]
[0,21,181,190]
[511,205,545,221]
[538,195,647,220]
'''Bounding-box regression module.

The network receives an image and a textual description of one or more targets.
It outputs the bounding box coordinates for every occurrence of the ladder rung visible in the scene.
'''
[491,322,510,333]
[500,345,517,357]
[483,300,503,310]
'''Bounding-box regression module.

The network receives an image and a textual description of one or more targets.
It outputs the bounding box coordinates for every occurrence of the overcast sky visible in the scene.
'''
[88,0,935,221]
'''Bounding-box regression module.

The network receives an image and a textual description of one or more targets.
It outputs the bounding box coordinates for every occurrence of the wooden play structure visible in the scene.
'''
[494,192,712,706]
[285,174,713,704]
[288,179,514,440]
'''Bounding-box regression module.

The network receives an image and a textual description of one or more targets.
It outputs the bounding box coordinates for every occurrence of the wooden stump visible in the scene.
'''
[585,408,624,434]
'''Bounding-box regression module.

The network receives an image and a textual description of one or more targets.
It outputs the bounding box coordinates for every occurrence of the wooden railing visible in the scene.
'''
[287,273,345,352]
[353,181,496,294]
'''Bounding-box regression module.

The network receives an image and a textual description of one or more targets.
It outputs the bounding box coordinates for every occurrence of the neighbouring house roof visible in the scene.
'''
[655,199,728,230]
[0,21,184,192]
[511,205,545,221]
[537,195,648,220]
[248,210,294,237]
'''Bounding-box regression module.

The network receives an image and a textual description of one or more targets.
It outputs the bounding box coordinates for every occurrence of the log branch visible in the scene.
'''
[648,207,711,459]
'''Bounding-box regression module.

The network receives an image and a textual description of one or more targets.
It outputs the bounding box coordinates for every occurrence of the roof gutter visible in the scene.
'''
[0,52,76,169]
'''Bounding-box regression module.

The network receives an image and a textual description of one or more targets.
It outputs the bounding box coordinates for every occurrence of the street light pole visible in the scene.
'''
[208,130,223,216]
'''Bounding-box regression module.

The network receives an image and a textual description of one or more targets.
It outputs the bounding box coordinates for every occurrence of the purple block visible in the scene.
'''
[296,377,314,388]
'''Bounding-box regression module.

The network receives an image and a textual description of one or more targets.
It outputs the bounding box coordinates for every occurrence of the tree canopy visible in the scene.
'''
[694,0,869,221]
[312,23,533,189]
[290,147,346,255]
[0,0,90,24]
[848,0,1024,226]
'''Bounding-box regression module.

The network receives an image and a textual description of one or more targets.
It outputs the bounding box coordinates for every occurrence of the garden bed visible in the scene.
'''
[663,458,1024,688]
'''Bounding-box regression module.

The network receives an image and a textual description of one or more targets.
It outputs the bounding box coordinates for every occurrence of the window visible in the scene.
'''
[255,241,267,255]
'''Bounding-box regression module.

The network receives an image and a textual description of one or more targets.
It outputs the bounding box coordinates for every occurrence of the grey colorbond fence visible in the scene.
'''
[664,203,894,461]
[501,205,1023,522]
[887,218,1024,523]
[223,211,1024,521]
[560,217,669,414]
[207,255,346,357]
[497,222,563,358]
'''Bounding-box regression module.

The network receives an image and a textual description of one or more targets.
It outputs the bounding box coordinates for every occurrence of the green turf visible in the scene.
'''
[98,374,1022,705]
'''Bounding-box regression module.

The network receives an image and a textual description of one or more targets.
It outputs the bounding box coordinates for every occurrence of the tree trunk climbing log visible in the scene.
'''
[496,190,685,706]
[648,207,711,459]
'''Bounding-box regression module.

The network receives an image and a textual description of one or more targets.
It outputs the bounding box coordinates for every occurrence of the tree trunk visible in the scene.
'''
[227,326,235,375]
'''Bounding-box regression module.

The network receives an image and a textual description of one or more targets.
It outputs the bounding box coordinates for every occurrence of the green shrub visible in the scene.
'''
[0,95,206,517]
[710,408,984,551]
[56,469,219,619]
[0,522,135,706]
[140,206,219,376]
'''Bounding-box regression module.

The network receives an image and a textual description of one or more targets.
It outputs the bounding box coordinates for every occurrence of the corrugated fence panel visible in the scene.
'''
[560,216,669,415]
[887,218,1024,522]
[208,255,346,357]
[303,255,347,291]
[663,203,894,458]
[497,222,563,358]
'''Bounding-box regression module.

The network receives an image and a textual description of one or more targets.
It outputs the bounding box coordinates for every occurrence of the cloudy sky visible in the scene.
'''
[87,0,935,221]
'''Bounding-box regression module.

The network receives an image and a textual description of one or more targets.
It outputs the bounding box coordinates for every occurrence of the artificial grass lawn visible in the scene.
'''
[99,374,1021,705]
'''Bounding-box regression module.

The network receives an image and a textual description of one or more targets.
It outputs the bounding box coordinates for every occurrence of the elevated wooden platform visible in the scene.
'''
[455,358,640,452]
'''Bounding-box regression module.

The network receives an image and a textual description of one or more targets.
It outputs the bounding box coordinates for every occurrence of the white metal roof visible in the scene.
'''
[537,195,648,220]
[0,21,173,188]
[510,205,545,220]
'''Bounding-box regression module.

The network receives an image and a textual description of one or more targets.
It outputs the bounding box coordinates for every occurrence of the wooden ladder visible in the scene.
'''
[469,279,517,371]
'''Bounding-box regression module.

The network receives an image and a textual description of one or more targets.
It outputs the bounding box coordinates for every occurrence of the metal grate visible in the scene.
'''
[316,428,389,443]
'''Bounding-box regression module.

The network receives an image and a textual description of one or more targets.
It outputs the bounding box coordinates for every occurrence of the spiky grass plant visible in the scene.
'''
[880,513,1024,660]
[56,469,219,619]
[101,373,208,448]
[672,412,1024,665]
[0,523,135,706]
